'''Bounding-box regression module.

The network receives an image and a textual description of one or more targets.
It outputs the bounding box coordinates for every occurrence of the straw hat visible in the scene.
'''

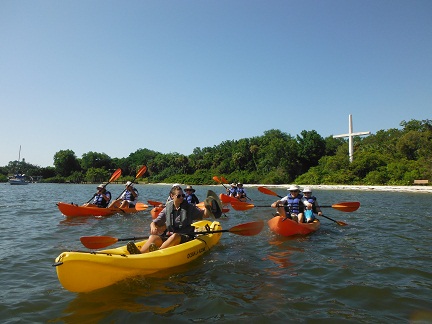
[287,185,300,191]
[97,184,105,189]
[185,185,196,192]
[303,187,312,193]
[125,181,133,187]
[231,183,237,187]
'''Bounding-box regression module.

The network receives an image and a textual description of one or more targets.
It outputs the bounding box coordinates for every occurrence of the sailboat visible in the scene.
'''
[9,146,29,185]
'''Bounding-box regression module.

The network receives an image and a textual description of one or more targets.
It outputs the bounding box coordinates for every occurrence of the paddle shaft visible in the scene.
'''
[85,169,121,203]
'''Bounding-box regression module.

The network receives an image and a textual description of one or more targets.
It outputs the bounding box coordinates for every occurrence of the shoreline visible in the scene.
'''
[245,184,432,193]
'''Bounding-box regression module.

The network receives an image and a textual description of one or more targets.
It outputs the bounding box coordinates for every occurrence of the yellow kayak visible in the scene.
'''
[53,220,222,293]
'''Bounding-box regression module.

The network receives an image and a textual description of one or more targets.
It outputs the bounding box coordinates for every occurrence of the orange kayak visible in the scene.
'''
[57,202,148,217]
[268,215,320,236]
[219,193,246,203]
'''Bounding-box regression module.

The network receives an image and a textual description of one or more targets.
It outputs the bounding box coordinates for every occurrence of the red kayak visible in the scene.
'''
[57,202,148,217]
[268,215,320,236]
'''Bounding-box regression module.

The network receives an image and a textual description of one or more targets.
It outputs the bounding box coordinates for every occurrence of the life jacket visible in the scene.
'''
[124,188,138,201]
[185,193,199,204]
[164,201,195,235]
[228,188,237,196]
[237,188,246,198]
[285,194,304,215]
[94,191,111,208]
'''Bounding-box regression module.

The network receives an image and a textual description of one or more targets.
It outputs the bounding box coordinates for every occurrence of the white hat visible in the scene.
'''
[303,187,312,193]
[172,183,181,187]
[125,181,133,187]
[231,183,237,187]
[97,184,105,189]
[287,185,300,191]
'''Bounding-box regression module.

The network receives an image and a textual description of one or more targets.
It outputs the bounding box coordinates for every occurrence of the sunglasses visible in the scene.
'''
[175,194,186,198]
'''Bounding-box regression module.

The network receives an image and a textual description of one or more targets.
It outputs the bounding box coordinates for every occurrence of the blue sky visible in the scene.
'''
[1,1,431,167]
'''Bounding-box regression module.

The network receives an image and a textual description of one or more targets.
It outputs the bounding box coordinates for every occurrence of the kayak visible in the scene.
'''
[53,220,222,293]
[57,202,148,217]
[219,193,247,203]
[268,215,320,236]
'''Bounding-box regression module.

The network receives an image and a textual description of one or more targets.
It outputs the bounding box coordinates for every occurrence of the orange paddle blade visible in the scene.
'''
[220,176,229,184]
[148,200,164,207]
[135,165,147,179]
[230,201,255,211]
[80,236,119,249]
[212,176,221,183]
[228,220,264,236]
[219,193,239,204]
[330,201,360,212]
[257,186,282,198]
[135,202,148,211]
[109,168,122,183]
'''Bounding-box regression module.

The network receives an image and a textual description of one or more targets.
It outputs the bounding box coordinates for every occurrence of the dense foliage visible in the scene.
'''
[1,119,431,185]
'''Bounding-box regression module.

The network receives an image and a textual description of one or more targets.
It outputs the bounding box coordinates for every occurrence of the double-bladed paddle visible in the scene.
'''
[80,220,265,249]
[114,165,147,200]
[85,168,122,204]
[230,201,360,212]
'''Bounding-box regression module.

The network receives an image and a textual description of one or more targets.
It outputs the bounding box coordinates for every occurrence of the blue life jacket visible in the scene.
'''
[228,188,237,196]
[93,191,111,207]
[285,194,305,215]
[124,188,138,201]
[307,196,319,213]
[185,193,199,204]
[237,188,246,198]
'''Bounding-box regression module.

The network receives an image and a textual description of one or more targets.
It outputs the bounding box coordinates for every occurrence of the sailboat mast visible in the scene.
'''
[18,145,21,162]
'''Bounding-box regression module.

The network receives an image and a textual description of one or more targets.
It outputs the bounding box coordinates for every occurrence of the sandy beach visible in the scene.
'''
[246,184,432,193]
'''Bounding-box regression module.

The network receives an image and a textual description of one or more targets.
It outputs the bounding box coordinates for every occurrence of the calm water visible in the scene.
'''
[0,183,431,323]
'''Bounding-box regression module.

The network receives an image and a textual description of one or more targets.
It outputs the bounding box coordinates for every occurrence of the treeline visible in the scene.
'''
[1,119,431,185]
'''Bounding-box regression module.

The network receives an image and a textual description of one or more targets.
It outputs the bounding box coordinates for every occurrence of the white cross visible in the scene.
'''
[333,114,370,162]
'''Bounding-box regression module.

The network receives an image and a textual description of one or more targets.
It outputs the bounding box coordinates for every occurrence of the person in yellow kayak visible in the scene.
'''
[83,184,111,208]
[302,187,323,223]
[127,185,221,254]
[270,184,310,223]
[109,181,139,208]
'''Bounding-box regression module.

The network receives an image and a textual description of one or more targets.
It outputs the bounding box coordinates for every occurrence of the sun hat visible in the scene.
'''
[231,183,237,187]
[287,185,300,191]
[237,182,243,186]
[303,187,312,193]
[97,184,104,189]
[172,183,181,187]
[185,185,196,192]
[125,181,133,187]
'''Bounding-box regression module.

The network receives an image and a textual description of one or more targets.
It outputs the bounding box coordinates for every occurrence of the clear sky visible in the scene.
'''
[1,1,431,167]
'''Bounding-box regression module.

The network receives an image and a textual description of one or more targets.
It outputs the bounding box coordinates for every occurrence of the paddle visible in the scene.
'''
[114,165,147,200]
[230,201,360,212]
[80,220,265,249]
[148,200,164,207]
[257,186,283,198]
[213,176,229,190]
[85,168,122,203]
[320,214,348,226]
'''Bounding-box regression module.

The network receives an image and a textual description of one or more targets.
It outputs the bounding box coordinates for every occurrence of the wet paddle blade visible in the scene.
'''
[220,176,229,184]
[331,201,360,212]
[229,220,264,236]
[230,201,255,211]
[135,202,148,211]
[80,236,119,249]
[148,200,164,206]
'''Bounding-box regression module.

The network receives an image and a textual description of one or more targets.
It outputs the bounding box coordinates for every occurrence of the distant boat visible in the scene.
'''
[9,145,29,185]
[9,174,29,185]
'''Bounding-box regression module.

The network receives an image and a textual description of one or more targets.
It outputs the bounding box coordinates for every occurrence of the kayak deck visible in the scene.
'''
[268,215,320,236]
[54,220,222,292]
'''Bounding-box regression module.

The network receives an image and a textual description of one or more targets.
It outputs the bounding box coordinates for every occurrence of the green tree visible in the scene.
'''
[54,150,81,177]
